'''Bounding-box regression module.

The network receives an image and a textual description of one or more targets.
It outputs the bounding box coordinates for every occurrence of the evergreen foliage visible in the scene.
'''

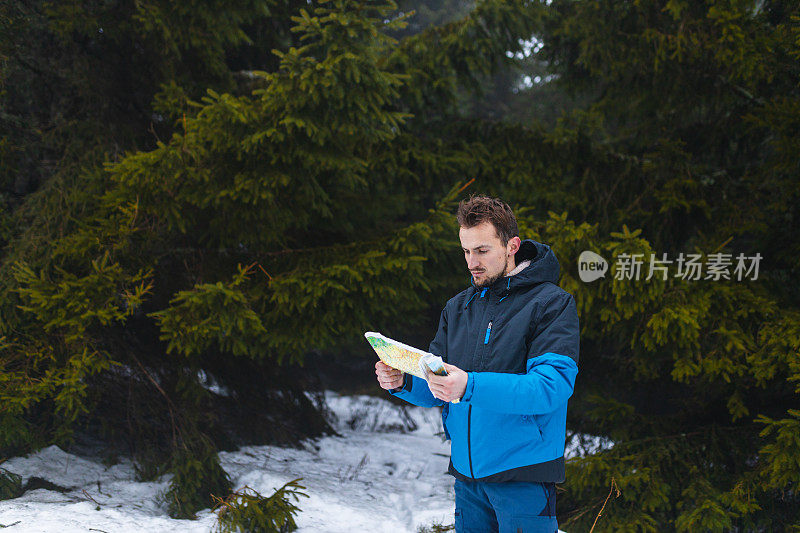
[1,0,539,516]
[416,522,455,533]
[509,207,799,530]
[499,1,800,529]
[212,479,308,533]
[0,468,23,501]
[162,436,233,519]
[0,0,287,206]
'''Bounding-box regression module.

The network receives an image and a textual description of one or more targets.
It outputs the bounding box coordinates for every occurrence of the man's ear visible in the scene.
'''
[508,236,521,255]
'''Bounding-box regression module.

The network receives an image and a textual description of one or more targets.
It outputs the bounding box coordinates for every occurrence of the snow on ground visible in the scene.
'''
[0,392,578,532]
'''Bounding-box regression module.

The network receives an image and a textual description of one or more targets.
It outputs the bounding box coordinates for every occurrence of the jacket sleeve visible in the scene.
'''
[460,292,579,414]
[388,307,447,408]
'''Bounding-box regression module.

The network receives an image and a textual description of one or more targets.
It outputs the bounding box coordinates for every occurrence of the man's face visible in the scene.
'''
[459,221,517,288]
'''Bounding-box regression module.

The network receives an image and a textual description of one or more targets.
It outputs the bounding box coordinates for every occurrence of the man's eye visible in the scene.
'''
[479,250,487,254]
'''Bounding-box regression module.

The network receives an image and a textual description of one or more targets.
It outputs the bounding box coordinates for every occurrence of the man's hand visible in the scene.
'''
[375,361,404,391]
[426,362,468,403]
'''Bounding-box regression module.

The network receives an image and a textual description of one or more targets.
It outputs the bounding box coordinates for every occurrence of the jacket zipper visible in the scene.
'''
[467,405,474,478]
[472,320,490,476]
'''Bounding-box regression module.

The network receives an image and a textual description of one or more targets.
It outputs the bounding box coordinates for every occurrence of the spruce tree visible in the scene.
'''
[478,1,800,529]
[0,0,542,517]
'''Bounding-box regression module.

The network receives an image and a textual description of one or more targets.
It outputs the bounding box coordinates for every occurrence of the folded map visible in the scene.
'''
[364,331,448,381]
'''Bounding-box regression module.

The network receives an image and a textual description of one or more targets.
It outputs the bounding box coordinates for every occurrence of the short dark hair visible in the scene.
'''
[456,194,519,245]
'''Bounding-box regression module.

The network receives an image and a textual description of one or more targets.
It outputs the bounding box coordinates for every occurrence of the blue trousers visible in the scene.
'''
[454,479,558,533]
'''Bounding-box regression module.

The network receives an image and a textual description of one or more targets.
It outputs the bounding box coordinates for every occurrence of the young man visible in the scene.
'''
[375,195,580,533]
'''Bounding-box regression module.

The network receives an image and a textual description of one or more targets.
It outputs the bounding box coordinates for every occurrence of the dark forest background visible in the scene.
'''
[1,0,798,529]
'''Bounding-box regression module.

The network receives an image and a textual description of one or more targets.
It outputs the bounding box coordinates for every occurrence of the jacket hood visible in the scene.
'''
[510,239,561,286]
[467,239,560,301]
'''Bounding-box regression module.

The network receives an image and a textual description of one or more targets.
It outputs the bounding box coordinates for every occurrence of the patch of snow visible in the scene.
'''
[0,391,570,532]
[196,369,230,397]
[565,431,614,459]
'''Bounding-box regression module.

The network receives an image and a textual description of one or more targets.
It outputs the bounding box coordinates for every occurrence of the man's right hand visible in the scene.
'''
[375,361,404,391]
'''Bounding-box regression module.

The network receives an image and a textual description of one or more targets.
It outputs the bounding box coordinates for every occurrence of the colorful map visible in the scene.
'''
[364,332,437,379]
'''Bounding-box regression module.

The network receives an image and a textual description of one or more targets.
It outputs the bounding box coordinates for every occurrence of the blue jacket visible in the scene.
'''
[389,239,580,482]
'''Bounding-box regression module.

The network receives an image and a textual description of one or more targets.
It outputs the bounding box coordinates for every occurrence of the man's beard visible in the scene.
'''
[474,263,509,288]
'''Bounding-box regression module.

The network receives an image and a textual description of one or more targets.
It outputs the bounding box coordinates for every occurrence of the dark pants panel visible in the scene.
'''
[454,479,558,533]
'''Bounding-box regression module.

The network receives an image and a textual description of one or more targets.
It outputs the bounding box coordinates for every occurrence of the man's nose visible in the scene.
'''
[467,256,480,269]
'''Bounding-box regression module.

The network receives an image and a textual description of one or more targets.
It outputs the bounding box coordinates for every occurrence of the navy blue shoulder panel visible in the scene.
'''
[527,289,580,364]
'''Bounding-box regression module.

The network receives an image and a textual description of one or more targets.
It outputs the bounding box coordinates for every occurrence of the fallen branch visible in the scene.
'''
[83,488,102,508]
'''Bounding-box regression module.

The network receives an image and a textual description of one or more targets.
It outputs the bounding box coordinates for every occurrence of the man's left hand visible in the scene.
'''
[426,362,468,403]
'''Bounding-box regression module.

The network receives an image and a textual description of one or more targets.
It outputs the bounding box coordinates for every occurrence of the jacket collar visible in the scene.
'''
[464,239,560,307]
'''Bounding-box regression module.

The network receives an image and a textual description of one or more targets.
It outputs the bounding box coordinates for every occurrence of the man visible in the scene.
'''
[375,195,579,533]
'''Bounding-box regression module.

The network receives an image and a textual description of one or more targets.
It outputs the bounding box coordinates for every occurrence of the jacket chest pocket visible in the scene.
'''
[483,320,493,344]
[483,322,529,373]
